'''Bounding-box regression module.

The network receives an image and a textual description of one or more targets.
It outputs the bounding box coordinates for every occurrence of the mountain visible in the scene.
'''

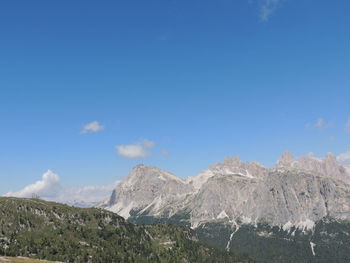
[186,157,268,190]
[0,197,249,263]
[99,152,350,262]
[98,165,194,219]
[276,152,350,184]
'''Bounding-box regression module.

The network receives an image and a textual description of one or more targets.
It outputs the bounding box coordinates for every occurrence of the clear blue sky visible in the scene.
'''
[1,0,350,194]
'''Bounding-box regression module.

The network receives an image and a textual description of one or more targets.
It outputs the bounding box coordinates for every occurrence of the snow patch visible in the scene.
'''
[282,221,293,232]
[281,219,315,233]
[291,229,296,236]
[226,220,239,251]
[158,175,167,181]
[217,210,229,219]
[190,219,202,229]
[296,219,315,232]
[233,172,254,178]
[226,231,235,251]
[310,242,316,256]
[241,216,252,224]
[257,231,273,238]
[220,168,254,179]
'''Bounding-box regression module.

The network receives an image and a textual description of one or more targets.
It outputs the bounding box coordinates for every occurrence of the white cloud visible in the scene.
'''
[116,139,155,159]
[142,139,155,148]
[5,170,62,198]
[259,0,285,22]
[345,118,350,132]
[315,118,325,128]
[81,121,104,134]
[337,151,350,165]
[116,145,149,158]
[306,118,330,129]
[4,170,117,207]
[54,184,118,207]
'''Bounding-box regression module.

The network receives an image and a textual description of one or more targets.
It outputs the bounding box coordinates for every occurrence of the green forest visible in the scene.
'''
[0,197,250,263]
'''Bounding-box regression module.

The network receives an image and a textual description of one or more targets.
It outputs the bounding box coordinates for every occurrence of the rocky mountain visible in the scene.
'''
[0,197,249,263]
[186,157,268,190]
[99,152,350,262]
[276,152,350,184]
[99,165,194,219]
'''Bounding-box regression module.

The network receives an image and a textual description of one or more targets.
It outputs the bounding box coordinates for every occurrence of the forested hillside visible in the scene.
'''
[0,197,250,263]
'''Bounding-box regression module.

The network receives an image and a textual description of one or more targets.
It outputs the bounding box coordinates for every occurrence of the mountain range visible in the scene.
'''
[99,152,350,262]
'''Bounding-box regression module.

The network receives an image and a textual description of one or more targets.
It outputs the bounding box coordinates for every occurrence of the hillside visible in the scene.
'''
[0,197,249,263]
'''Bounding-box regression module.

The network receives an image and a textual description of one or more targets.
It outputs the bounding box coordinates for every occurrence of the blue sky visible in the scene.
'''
[1,0,350,196]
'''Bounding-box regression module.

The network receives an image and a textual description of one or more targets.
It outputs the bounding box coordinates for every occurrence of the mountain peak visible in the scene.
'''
[275,152,350,183]
[98,165,193,218]
[326,152,336,160]
[186,156,267,190]
[276,152,295,168]
[128,164,186,184]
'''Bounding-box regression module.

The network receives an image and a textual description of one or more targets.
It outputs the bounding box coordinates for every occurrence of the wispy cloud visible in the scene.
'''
[116,139,155,159]
[81,121,104,134]
[4,170,117,207]
[345,117,350,132]
[259,0,285,22]
[337,151,350,165]
[306,118,331,129]
[161,150,169,158]
[142,139,155,148]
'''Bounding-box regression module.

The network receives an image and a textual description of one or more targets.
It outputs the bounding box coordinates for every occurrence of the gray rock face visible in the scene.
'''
[276,152,350,184]
[99,153,350,231]
[185,169,350,229]
[248,171,350,227]
[98,165,194,218]
[186,157,267,190]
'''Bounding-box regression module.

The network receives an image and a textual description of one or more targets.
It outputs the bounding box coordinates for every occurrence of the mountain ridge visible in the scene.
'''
[98,152,350,262]
[99,152,350,229]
